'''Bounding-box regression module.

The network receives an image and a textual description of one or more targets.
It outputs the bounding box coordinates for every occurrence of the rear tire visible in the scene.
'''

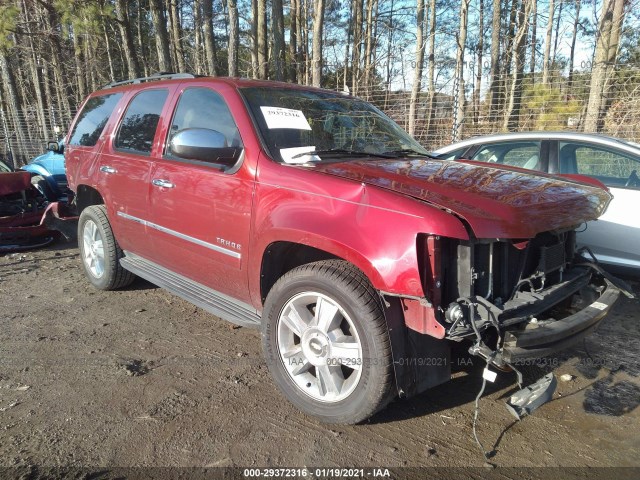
[262,260,395,424]
[78,205,135,290]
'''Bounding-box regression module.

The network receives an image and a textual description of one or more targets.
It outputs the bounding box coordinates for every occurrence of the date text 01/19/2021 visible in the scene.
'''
[243,468,392,477]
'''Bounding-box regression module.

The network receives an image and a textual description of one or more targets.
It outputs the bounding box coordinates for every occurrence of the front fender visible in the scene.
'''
[250,158,469,306]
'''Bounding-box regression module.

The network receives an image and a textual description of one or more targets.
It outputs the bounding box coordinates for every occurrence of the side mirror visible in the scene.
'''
[169,128,239,167]
[47,141,63,153]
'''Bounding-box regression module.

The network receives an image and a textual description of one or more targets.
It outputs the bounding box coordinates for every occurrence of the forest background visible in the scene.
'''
[0,0,639,165]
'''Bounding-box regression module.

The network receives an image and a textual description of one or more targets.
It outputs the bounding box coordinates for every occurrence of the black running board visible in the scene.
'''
[120,251,261,328]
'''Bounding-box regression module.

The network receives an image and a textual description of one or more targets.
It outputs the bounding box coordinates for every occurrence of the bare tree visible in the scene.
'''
[257,0,268,78]
[115,0,141,78]
[504,0,533,130]
[311,0,325,86]
[408,0,426,136]
[542,0,554,84]
[424,0,436,137]
[228,0,239,77]
[568,0,582,91]
[168,0,186,72]
[149,0,172,72]
[473,0,485,124]
[272,0,286,81]
[488,0,501,121]
[584,0,626,132]
[289,0,298,82]
[351,0,364,94]
[529,0,537,74]
[201,0,219,76]
[453,0,471,141]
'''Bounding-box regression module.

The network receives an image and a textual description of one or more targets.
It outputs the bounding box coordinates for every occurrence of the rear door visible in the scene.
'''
[97,88,174,254]
[145,84,254,302]
[66,92,123,193]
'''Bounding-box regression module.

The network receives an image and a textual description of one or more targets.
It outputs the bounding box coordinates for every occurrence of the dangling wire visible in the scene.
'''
[473,362,490,460]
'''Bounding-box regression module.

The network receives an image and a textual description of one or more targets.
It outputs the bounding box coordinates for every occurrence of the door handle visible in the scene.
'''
[100,165,117,174]
[152,179,175,188]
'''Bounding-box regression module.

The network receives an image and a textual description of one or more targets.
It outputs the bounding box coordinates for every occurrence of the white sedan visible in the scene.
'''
[434,132,640,272]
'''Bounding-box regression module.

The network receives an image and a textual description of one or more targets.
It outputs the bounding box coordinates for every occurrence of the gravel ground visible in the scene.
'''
[1,239,639,474]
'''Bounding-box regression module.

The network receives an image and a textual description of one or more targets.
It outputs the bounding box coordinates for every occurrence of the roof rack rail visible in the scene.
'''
[103,72,196,89]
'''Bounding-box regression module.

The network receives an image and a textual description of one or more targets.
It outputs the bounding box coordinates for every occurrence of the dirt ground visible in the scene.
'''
[1,238,639,473]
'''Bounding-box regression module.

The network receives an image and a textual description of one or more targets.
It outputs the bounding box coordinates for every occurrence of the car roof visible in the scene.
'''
[90,75,353,99]
[434,131,640,156]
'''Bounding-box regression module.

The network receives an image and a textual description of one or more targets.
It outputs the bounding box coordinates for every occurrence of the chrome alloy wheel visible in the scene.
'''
[82,219,105,279]
[276,292,363,403]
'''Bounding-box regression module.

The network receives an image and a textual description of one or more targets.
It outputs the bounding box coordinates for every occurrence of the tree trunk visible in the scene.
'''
[0,53,28,166]
[504,0,532,130]
[115,0,141,78]
[201,0,219,76]
[473,0,484,124]
[169,0,186,72]
[542,0,554,84]
[257,0,268,78]
[363,0,375,97]
[102,22,116,82]
[568,0,581,91]
[296,0,305,83]
[311,0,325,87]
[227,0,239,76]
[137,1,149,76]
[344,5,352,92]
[42,6,73,123]
[289,0,298,82]
[584,0,625,132]
[551,0,564,71]
[250,0,259,78]
[149,0,172,72]
[425,0,436,139]
[21,0,48,136]
[453,0,470,141]
[529,0,537,74]
[488,0,501,121]
[272,0,286,81]
[408,0,426,136]
[351,0,363,94]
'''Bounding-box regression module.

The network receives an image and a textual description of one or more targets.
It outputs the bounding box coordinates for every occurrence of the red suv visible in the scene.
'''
[65,74,621,424]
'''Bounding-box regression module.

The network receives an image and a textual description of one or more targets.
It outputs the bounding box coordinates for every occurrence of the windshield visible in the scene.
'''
[240,87,429,164]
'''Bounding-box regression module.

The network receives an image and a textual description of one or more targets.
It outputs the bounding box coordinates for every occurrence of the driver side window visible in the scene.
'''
[472,142,542,170]
[166,87,243,155]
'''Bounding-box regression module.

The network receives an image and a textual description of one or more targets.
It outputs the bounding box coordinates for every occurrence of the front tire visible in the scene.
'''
[262,260,395,424]
[78,205,135,290]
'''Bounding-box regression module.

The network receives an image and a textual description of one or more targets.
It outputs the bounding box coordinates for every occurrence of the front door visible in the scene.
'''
[146,86,253,302]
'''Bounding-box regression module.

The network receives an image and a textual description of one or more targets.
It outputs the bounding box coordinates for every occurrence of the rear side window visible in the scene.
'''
[115,89,169,155]
[68,93,122,147]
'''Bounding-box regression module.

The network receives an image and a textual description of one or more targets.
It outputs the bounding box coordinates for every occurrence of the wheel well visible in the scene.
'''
[260,242,339,303]
[76,185,104,213]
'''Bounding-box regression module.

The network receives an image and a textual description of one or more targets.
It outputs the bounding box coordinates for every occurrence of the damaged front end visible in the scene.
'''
[422,229,629,369]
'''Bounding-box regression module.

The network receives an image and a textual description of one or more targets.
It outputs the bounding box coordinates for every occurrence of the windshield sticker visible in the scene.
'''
[260,107,312,130]
[280,146,320,164]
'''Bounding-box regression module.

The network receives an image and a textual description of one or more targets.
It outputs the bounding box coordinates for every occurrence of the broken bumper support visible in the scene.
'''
[501,279,620,362]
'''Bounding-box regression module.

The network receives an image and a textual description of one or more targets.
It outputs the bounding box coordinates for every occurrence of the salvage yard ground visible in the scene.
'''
[1,241,639,470]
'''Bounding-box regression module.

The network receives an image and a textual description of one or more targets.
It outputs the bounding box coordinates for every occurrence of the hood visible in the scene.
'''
[24,152,66,177]
[313,158,611,239]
